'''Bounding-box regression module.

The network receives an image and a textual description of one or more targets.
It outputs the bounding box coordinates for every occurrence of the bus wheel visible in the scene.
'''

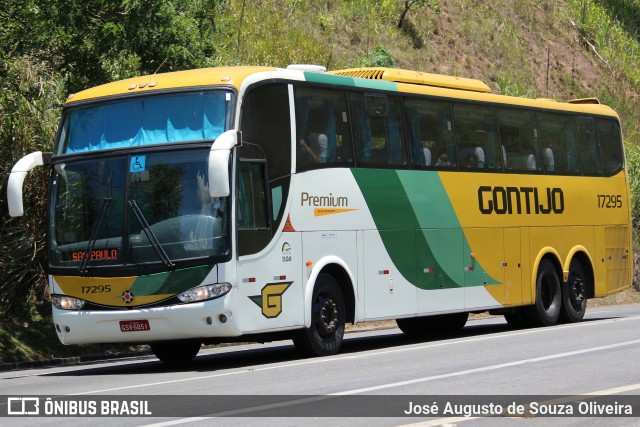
[504,308,528,329]
[150,340,201,364]
[293,273,345,357]
[526,259,561,326]
[396,317,423,336]
[397,312,468,337]
[560,259,588,323]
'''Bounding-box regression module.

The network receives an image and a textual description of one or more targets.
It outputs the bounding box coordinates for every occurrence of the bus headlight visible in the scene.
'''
[177,283,232,303]
[51,295,86,310]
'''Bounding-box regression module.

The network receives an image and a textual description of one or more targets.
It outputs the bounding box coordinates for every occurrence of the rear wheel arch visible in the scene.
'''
[559,251,593,323]
[321,263,356,324]
[303,257,357,326]
[565,249,595,299]
[527,253,563,327]
[293,272,346,356]
[530,249,563,301]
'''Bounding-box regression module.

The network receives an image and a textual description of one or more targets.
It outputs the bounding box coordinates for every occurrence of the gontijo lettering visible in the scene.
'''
[478,186,564,215]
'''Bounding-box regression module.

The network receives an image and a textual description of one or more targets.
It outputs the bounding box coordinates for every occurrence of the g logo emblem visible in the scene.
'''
[249,282,292,318]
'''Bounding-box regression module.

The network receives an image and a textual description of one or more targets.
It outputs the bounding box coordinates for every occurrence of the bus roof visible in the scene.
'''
[329,67,492,93]
[64,65,618,118]
[327,66,617,118]
[65,66,277,104]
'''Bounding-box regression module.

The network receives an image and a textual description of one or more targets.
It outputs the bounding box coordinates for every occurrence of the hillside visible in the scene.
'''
[0,0,639,363]
[226,1,631,103]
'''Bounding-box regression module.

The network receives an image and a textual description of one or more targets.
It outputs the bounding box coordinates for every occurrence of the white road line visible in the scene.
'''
[329,339,640,395]
[53,315,638,395]
[138,339,640,427]
[4,313,638,382]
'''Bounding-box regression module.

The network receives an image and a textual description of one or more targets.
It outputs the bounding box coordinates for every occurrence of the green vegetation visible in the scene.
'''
[0,306,143,365]
[1,0,639,363]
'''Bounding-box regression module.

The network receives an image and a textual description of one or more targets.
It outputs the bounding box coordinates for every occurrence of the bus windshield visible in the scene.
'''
[49,147,229,270]
[57,90,233,154]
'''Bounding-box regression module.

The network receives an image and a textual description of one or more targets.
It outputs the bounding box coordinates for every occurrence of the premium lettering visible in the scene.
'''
[301,192,348,207]
[478,186,564,215]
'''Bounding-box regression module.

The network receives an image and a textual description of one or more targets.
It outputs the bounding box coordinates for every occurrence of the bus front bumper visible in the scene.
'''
[52,298,241,345]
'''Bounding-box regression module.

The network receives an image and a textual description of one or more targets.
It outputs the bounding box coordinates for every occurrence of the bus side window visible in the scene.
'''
[538,113,580,174]
[294,87,353,169]
[498,108,541,172]
[576,116,603,176]
[350,93,407,167]
[598,119,624,176]
[405,98,456,169]
[452,103,501,170]
[236,161,271,256]
[237,162,268,230]
[240,84,291,232]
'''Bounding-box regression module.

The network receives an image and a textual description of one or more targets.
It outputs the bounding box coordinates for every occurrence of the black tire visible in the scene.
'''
[560,258,588,323]
[293,273,345,357]
[504,307,528,329]
[526,259,561,327]
[396,317,424,336]
[151,340,201,364]
[397,312,468,337]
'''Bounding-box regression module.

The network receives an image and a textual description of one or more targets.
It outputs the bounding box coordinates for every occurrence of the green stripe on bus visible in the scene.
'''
[303,72,398,92]
[130,265,212,296]
[351,169,497,289]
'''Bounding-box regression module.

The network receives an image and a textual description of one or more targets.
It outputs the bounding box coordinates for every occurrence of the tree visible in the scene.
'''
[0,0,230,314]
[397,0,426,29]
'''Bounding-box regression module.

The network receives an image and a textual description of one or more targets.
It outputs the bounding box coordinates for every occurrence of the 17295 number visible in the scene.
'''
[597,194,622,208]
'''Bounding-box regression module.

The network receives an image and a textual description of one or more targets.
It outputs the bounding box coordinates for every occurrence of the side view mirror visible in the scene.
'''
[7,151,51,217]
[208,130,240,198]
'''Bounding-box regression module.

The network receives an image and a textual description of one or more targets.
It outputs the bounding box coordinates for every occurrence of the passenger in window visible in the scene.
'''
[435,152,451,166]
[298,133,328,164]
[463,153,478,168]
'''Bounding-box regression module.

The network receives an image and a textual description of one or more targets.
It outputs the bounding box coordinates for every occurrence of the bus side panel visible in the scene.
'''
[363,229,417,319]
[594,225,632,296]
[236,233,304,334]
[416,228,465,314]
[301,230,358,312]
[594,226,607,297]
[520,227,532,305]
[504,227,523,306]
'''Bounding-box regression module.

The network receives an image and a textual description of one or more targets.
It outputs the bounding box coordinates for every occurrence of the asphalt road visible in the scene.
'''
[1,304,639,426]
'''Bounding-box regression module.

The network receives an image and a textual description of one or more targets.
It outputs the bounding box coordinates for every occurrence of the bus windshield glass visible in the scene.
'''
[57,90,233,154]
[49,147,229,270]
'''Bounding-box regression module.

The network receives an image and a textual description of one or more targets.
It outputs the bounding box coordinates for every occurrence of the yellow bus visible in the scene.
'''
[7,65,632,363]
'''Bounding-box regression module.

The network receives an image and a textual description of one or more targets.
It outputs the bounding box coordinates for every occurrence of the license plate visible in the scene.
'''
[119,319,150,332]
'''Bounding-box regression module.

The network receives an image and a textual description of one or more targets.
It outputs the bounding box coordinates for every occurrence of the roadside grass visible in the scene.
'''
[0,310,144,365]
[587,286,640,307]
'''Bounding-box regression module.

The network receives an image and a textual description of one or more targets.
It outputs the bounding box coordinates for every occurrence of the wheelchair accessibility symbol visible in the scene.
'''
[130,155,146,172]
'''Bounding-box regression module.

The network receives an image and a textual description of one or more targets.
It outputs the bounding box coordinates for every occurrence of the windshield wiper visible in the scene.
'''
[128,199,175,268]
[79,174,112,275]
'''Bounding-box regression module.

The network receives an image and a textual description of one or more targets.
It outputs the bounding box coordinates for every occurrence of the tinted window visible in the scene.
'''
[498,108,541,172]
[537,113,580,174]
[350,93,406,167]
[241,84,291,230]
[576,116,603,175]
[241,84,291,180]
[404,98,456,169]
[294,87,353,170]
[59,91,233,154]
[598,119,624,175]
[453,103,501,171]
[237,162,268,230]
